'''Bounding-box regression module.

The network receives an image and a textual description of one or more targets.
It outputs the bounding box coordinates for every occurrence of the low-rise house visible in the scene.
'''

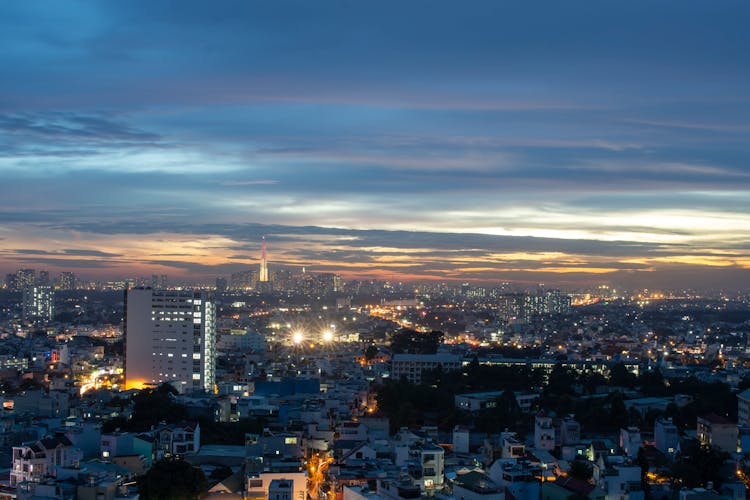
[10,436,82,486]
[697,414,737,454]
[156,421,200,457]
[452,469,505,500]
[654,418,679,456]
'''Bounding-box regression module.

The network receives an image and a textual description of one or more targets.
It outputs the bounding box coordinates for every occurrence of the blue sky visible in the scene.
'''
[1,1,749,289]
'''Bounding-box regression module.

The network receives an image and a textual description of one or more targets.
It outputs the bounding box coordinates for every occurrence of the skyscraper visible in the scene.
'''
[124,288,216,393]
[22,285,54,324]
[259,237,269,283]
[59,272,75,290]
[5,274,17,291]
[230,269,258,290]
[16,269,35,290]
[38,270,50,286]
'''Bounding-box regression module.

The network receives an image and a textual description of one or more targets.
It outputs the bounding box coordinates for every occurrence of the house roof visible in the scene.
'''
[698,413,734,425]
[555,476,596,495]
[453,470,500,493]
[738,388,750,402]
[40,436,73,449]
[333,439,363,451]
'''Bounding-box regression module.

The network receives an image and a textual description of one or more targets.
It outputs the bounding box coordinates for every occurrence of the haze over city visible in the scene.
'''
[2,1,750,290]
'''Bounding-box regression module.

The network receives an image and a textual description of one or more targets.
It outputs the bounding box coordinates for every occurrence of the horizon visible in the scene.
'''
[2,1,750,290]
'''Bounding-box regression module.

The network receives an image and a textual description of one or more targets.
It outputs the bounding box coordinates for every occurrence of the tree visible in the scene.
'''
[609,363,637,388]
[364,344,378,361]
[390,329,443,354]
[126,383,188,432]
[568,459,593,482]
[668,443,728,489]
[546,364,577,395]
[137,458,207,499]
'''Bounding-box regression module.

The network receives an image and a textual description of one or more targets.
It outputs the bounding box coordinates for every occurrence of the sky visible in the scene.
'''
[1,1,750,290]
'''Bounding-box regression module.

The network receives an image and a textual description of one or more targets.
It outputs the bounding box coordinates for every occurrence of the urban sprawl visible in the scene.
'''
[1,262,750,500]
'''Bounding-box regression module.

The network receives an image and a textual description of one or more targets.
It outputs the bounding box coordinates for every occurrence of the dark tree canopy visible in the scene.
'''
[103,383,188,433]
[137,458,207,499]
[568,459,593,482]
[390,329,443,354]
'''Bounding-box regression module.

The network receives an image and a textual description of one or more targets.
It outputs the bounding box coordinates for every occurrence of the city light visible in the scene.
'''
[292,331,304,345]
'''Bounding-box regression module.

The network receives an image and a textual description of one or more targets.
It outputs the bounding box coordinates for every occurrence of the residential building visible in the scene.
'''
[246,470,307,500]
[59,271,76,290]
[156,421,200,457]
[124,288,216,392]
[737,388,750,427]
[697,414,738,454]
[391,354,462,385]
[452,470,505,500]
[10,436,82,486]
[559,416,581,446]
[619,427,642,459]
[654,418,679,456]
[22,285,54,323]
[535,412,555,451]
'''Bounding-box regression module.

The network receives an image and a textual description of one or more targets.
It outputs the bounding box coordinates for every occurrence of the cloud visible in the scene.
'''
[221,180,279,186]
[9,248,121,258]
[0,1,749,289]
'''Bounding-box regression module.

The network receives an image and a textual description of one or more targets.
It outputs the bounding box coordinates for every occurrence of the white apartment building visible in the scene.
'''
[125,288,216,392]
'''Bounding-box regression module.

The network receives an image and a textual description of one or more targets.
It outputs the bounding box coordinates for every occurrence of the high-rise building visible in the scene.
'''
[230,269,258,290]
[215,277,227,292]
[124,288,216,393]
[5,274,17,291]
[38,270,50,286]
[22,285,54,324]
[59,272,76,290]
[16,269,35,290]
[259,237,269,283]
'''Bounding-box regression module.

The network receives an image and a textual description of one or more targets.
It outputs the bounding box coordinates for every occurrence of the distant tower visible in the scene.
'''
[259,237,269,283]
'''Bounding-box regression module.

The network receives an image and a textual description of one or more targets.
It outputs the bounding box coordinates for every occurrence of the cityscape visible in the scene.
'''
[2,2,750,500]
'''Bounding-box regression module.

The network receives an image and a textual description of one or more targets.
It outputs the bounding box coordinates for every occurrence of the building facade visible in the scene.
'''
[391,354,463,385]
[22,285,54,323]
[124,288,216,392]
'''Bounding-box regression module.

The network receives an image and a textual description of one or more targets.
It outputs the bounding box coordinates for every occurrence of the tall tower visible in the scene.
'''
[124,288,216,393]
[259,237,269,283]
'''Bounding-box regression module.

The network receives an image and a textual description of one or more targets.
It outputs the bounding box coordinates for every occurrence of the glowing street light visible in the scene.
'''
[322,330,333,342]
[292,331,304,345]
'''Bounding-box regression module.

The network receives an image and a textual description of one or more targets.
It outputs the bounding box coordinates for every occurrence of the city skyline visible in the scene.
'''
[2,1,750,290]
